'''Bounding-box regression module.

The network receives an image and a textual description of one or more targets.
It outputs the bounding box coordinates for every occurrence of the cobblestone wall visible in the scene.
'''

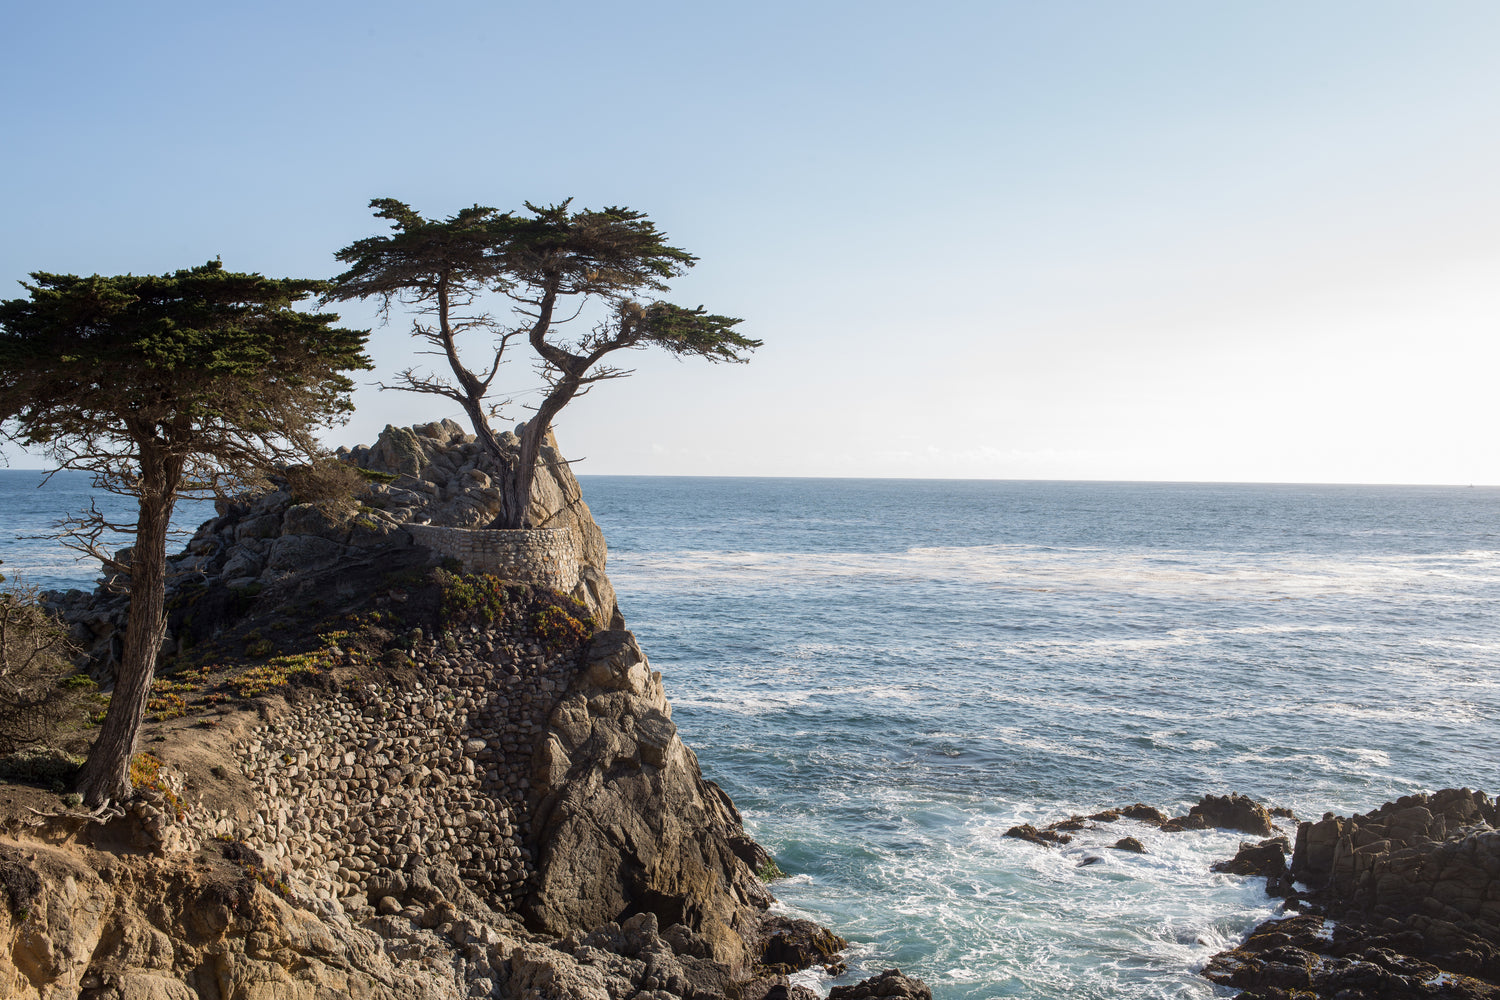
[407,525,581,592]
[230,630,578,910]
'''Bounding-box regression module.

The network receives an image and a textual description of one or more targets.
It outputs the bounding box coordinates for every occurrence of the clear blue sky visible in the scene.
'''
[4,1,1499,483]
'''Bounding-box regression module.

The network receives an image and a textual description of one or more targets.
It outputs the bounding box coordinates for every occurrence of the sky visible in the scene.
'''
[3,1,1499,483]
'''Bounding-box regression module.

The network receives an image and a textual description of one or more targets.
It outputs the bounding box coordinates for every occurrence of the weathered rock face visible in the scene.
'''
[1291,789,1500,980]
[47,421,621,681]
[347,421,619,628]
[526,630,774,972]
[1204,789,1500,999]
[0,842,471,1000]
[1163,793,1276,836]
[1291,788,1499,893]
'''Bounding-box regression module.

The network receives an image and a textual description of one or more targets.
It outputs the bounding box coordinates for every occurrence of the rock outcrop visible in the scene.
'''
[345,420,619,628]
[1006,794,1292,852]
[526,630,773,970]
[47,420,621,683]
[1204,788,1500,999]
[1161,793,1276,836]
[828,968,932,1000]
[1210,836,1291,884]
[6,422,929,1000]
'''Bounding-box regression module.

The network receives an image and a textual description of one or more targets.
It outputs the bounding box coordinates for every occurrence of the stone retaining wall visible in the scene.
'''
[232,629,578,910]
[407,525,581,592]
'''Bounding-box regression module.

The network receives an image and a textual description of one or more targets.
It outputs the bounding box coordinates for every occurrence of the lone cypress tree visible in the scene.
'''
[329,198,759,528]
[0,262,370,805]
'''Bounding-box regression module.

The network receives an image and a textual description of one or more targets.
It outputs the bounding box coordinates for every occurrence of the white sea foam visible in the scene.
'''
[614,542,1500,607]
[588,480,1500,1000]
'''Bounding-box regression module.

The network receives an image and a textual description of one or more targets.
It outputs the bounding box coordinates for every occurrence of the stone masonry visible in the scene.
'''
[233,626,579,913]
[406,525,582,593]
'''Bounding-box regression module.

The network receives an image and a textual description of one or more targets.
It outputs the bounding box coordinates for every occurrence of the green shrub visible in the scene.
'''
[532,603,595,649]
[756,858,788,882]
[0,586,81,753]
[283,457,367,512]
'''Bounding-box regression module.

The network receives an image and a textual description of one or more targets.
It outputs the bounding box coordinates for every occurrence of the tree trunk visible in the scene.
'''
[450,397,523,530]
[75,449,180,807]
[497,381,579,531]
[500,425,542,531]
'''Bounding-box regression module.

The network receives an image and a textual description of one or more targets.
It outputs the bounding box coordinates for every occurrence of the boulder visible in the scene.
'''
[1120,803,1169,825]
[829,968,933,1000]
[758,915,847,974]
[1003,824,1072,847]
[365,423,429,476]
[1210,837,1289,879]
[1165,794,1275,836]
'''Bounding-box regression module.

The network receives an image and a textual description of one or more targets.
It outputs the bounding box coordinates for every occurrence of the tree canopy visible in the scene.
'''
[0,260,370,804]
[328,198,760,527]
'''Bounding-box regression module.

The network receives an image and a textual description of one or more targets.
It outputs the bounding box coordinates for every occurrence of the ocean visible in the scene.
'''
[5,471,1499,999]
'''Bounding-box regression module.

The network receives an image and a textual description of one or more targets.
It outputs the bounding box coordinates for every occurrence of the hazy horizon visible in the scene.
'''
[2,466,1495,490]
[4,2,1499,486]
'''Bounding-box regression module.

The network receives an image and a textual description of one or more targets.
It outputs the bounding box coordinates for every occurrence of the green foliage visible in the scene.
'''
[756,858,788,882]
[129,751,185,819]
[438,570,519,625]
[0,262,371,474]
[148,692,188,721]
[283,456,368,513]
[531,603,595,649]
[229,659,313,698]
[227,631,360,698]
[86,695,111,726]
[0,586,81,753]
[439,572,595,649]
[328,198,758,529]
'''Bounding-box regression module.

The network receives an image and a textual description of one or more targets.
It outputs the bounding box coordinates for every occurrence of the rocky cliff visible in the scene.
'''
[2,422,883,1000]
[1204,788,1500,999]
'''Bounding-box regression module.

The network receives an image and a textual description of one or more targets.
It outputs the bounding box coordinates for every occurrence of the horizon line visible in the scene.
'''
[3,468,1494,490]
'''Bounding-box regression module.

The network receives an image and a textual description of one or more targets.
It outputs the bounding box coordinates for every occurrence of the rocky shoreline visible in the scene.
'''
[0,421,930,1000]
[1204,788,1500,999]
[1007,788,1500,999]
[1,420,1494,1000]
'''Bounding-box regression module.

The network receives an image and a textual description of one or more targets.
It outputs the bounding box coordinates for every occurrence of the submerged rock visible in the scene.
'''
[1011,793,1287,853]
[1004,823,1073,847]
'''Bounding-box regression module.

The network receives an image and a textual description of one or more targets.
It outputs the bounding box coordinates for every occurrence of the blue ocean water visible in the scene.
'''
[6,472,1499,998]
[578,477,1500,1000]
[0,470,216,591]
